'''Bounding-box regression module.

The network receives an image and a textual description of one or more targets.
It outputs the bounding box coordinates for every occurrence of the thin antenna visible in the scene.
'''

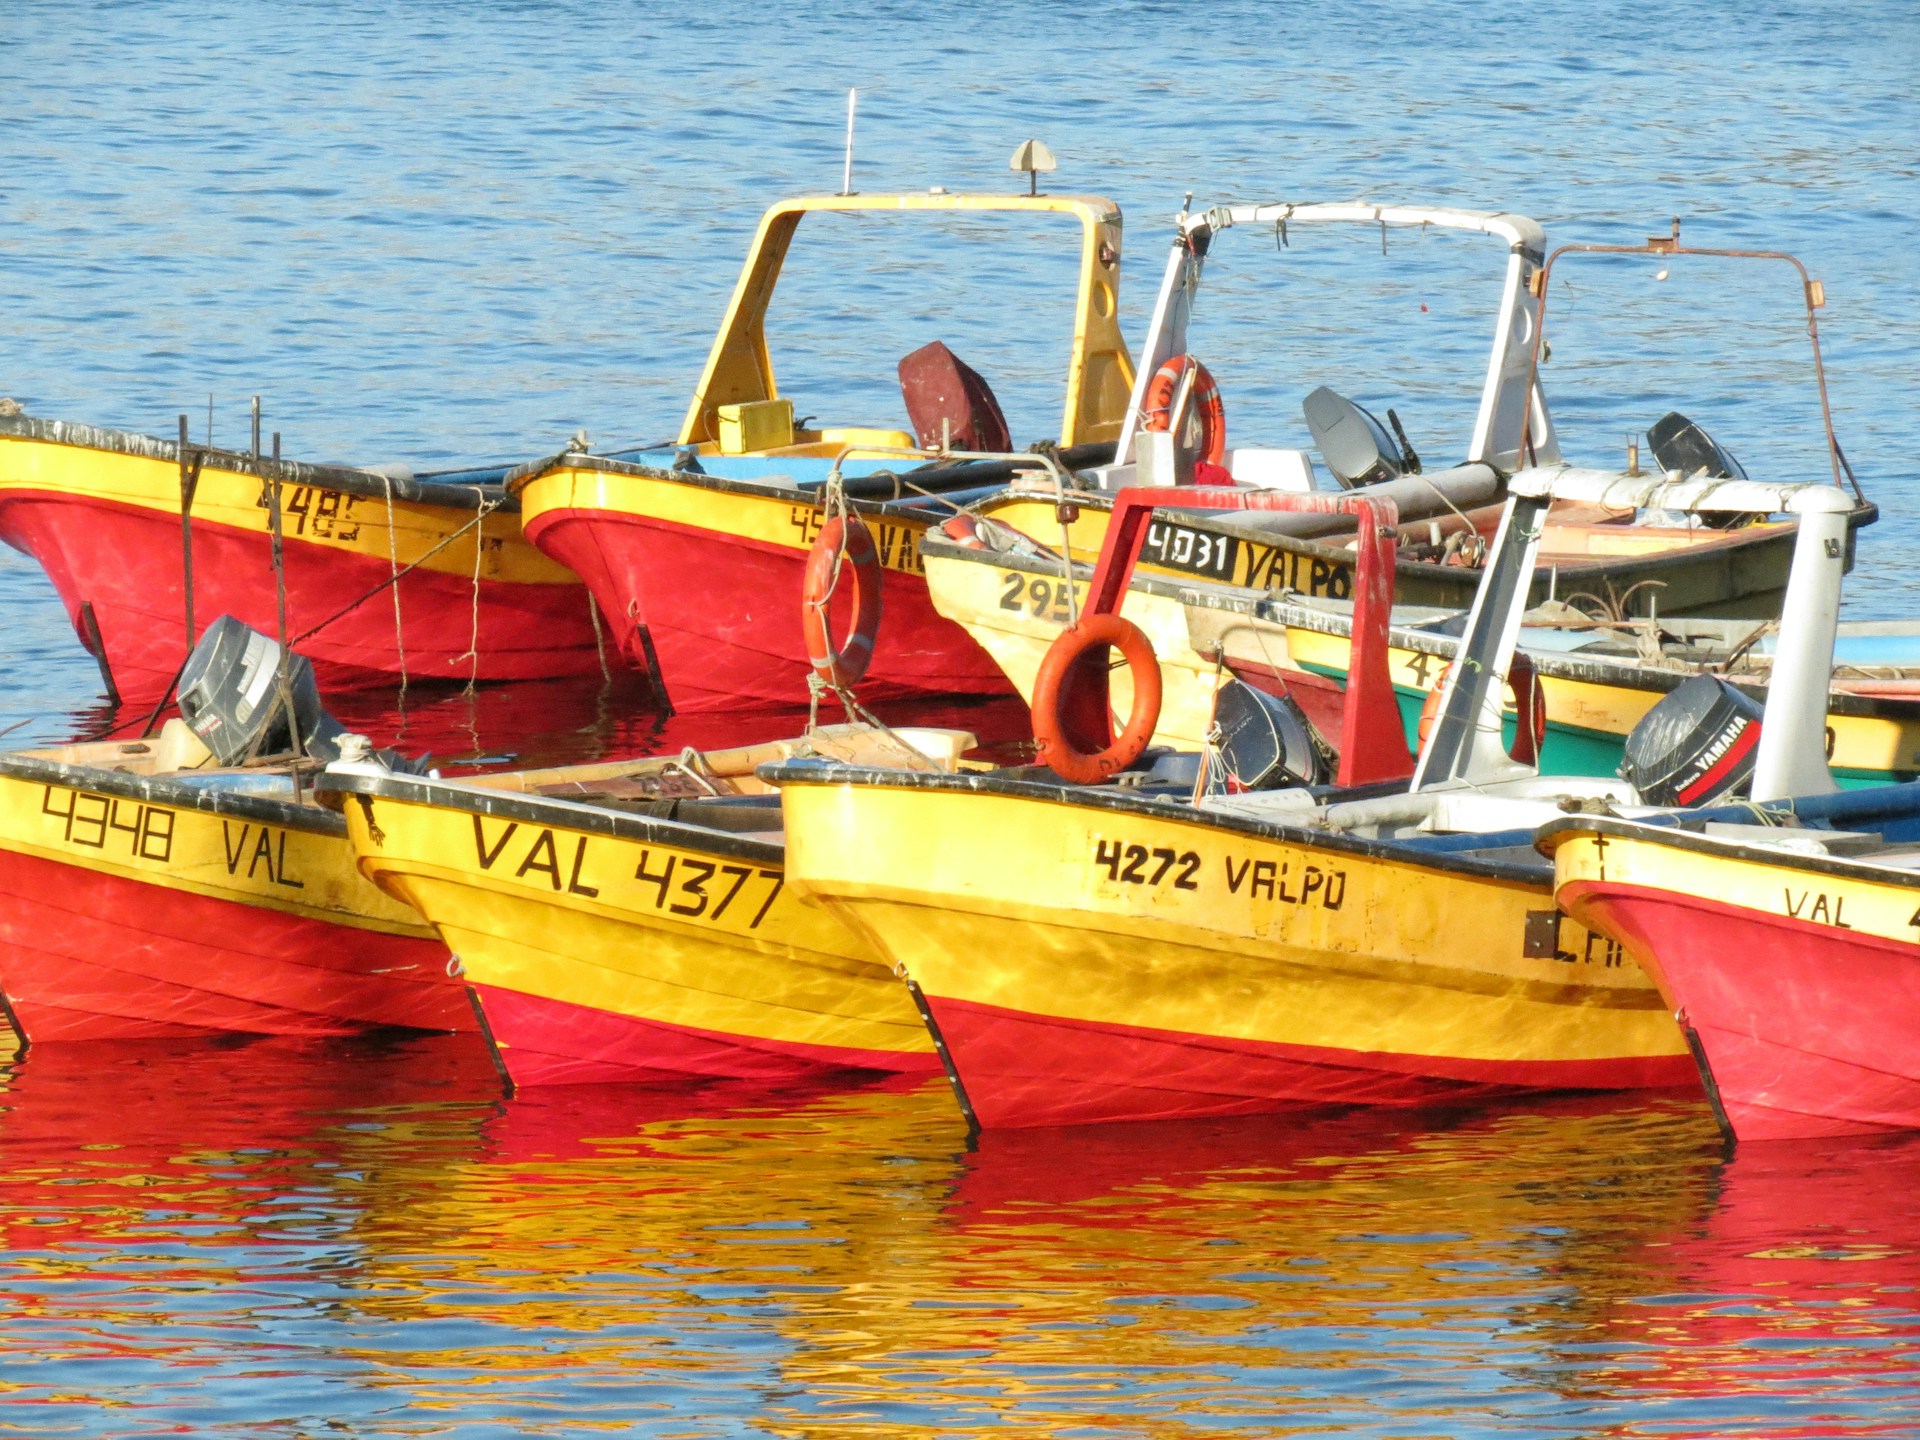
[841,89,858,196]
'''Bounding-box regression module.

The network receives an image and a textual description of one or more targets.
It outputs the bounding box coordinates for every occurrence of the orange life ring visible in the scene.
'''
[1417,655,1549,765]
[1031,612,1163,784]
[801,513,884,688]
[1141,355,1227,466]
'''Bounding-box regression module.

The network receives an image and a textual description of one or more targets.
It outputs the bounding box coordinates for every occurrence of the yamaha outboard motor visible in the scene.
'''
[176,615,348,765]
[1303,387,1410,489]
[1198,678,1331,797]
[1620,672,1764,806]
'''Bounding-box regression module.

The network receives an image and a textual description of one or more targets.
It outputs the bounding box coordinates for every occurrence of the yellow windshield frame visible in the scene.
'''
[678,192,1134,450]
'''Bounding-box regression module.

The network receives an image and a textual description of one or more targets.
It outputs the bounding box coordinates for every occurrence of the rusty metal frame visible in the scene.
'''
[1518,220,1865,504]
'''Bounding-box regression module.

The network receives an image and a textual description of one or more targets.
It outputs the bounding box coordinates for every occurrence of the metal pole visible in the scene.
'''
[841,89,857,196]
[260,402,303,765]
[177,414,200,651]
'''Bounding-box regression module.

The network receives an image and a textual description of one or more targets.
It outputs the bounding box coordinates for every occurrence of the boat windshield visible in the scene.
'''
[1178,220,1512,469]
[758,209,1088,446]
[1531,248,1840,488]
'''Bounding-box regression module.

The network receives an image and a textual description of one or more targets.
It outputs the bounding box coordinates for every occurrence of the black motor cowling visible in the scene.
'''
[1620,672,1763,806]
[1198,678,1331,796]
[1647,413,1757,529]
[1647,411,1748,482]
[177,615,347,765]
[1303,387,1409,489]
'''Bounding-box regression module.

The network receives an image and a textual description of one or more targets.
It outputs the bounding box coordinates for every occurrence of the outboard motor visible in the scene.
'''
[1647,411,1749,482]
[176,615,348,765]
[1197,678,1331,797]
[1620,672,1764,806]
[1302,387,1409,489]
[1647,413,1758,529]
[898,340,1013,453]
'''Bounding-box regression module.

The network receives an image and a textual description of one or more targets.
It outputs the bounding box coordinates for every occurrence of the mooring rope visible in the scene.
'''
[453,485,486,693]
[380,473,409,701]
[292,490,504,648]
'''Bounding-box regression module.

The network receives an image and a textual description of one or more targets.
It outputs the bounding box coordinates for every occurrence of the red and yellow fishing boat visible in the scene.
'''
[0,413,603,699]
[322,724,967,1086]
[773,760,1692,1129]
[774,431,1870,1132]
[769,483,1726,1129]
[1544,802,1920,1143]
[511,189,1136,711]
[0,722,466,1043]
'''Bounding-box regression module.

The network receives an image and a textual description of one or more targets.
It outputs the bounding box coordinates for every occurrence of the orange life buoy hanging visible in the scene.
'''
[1141,354,1227,467]
[1416,656,1549,765]
[1505,651,1547,765]
[801,512,884,688]
[1031,613,1163,785]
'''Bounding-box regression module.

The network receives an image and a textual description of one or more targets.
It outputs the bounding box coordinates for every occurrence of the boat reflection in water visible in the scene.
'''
[4,1036,1916,1437]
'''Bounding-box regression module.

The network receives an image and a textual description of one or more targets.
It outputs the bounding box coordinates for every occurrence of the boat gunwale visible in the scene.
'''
[0,413,521,513]
[931,533,1919,724]
[507,449,1100,520]
[317,769,785,864]
[925,493,1877,600]
[0,752,344,835]
[763,761,1551,884]
[1538,810,1920,889]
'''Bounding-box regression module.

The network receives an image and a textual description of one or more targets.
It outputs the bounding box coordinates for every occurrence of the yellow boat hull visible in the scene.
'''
[776,768,1693,1128]
[335,774,938,1086]
[1278,621,1920,787]
[922,543,1225,748]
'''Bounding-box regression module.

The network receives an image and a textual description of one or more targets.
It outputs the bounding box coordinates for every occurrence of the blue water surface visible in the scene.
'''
[3,2,1920,1435]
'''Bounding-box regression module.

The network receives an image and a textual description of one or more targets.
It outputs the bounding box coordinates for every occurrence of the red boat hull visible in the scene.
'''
[523,507,1012,711]
[1560,879,1920,1141]
[0,849,471,1041]
[923,993,1697,1130]
[471,982,945,1088]
[0,491,604,697]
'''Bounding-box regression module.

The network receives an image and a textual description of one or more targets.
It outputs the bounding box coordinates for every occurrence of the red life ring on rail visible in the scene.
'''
[1031,613,1163,785]
[802,513,884,688]
[1417,653,1549,766]
[1141,354,1228,468]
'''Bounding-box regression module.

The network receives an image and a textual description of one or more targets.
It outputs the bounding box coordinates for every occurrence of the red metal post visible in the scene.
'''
[1078,486,1413,785]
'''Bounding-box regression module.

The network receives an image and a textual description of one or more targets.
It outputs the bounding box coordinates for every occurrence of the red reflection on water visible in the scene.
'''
[947,1090,1704,1228]
[1592,1130,1920,1430]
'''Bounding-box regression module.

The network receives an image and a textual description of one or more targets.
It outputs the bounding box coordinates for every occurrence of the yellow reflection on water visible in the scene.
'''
[1,1037,1916,1437]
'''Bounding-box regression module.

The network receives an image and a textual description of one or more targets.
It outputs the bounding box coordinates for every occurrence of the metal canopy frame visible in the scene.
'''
[1114,201,1559,474]
[1518,221,1865,505]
